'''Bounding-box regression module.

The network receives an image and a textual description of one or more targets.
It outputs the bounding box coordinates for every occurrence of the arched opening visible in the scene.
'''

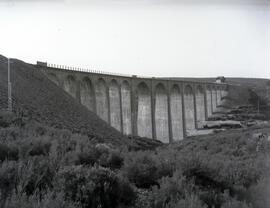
[221,88,225,98]
[137,82,152,138]
[109,79,121,131]
[121,81,132,135]
[195,85,206,128]
[80,77,95,112]
[216,87,221,106]
[206,85,212,118]
[170,84,184,141]
[222,88,228,98]
[155,83,169,143]
[212,86,217,112]
[95,78,109,122]
[63,75,77,99]
[184,85,195,135]
[219,87,223,105]
[47,73,60,86]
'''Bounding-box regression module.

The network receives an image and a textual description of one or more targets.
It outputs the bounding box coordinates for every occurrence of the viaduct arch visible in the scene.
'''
[80,77,95,112]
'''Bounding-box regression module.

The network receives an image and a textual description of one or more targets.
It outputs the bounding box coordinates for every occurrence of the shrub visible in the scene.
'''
[166,194,207,208]
[28,139,51,157]
[0,161,18,206]
[56,165,136,208]
[18,137,51,158]
[221,198,252,208]
[75,144,124,169]
[136,170,209,208]
[178,152,263,191]
[143,171,197,208]
[178,154,227,191]
[76,148,99,166]
[0,143,18,161]
[17,157,57,196]
[99,148,124,170]
[123,152,159,188]
[34,126,47,136]
[123,151,174,189]
[246,177,270,208]
[4,192,79,208]
[0,111,17,128]
[198,190,225,208]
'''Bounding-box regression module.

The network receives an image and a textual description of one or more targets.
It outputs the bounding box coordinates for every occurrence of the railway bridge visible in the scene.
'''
[36,63,228,143]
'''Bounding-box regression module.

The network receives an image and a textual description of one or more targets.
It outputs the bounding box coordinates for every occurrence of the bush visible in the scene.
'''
[4,192,79,208]
[166,194,207,208]
[0,161,18,206]
[221,197,252,208]
[0,143,18,161]
[246,177,270,208]
[0,111,17,128]
[75,149,98,166]
[17,157,57,196]
[98,148,124,170]
[19,138,51,158]
[123,151,173,189]
[142,171,198,208]
[56,165,136,208]
[28,139,51,157]
[75,143,124,169]
[178,152,263,191]
[135,170,209,208]
[123,152,159,188]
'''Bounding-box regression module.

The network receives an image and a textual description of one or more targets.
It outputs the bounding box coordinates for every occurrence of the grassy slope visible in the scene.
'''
[0,55,161,150]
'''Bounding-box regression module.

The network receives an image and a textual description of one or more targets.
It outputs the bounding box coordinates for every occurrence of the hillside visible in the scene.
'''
[0,55,161,150]
[1,55,270,208]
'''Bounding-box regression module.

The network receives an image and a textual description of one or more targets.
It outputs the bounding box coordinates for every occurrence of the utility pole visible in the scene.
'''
[7,58,12,112]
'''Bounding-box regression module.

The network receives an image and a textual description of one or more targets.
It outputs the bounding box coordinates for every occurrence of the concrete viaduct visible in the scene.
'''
[37,63,228,143]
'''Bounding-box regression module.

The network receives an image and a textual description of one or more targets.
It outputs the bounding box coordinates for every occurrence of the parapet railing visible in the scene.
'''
[46,63,154,79]
[37,62,227,86]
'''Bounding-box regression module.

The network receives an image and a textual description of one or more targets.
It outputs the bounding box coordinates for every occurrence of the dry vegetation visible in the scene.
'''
[0,55,270,207]
[0,110,270,208]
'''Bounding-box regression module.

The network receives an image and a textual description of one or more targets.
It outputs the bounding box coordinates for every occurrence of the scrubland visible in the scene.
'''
[0,111,269,208]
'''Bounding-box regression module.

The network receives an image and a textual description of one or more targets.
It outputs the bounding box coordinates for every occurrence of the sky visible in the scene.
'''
[0,0,269,78]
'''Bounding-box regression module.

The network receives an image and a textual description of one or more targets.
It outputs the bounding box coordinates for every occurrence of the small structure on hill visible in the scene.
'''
[216,76,226,83]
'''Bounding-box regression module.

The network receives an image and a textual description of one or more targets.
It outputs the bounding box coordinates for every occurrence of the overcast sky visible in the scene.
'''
[0,0,269,78]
